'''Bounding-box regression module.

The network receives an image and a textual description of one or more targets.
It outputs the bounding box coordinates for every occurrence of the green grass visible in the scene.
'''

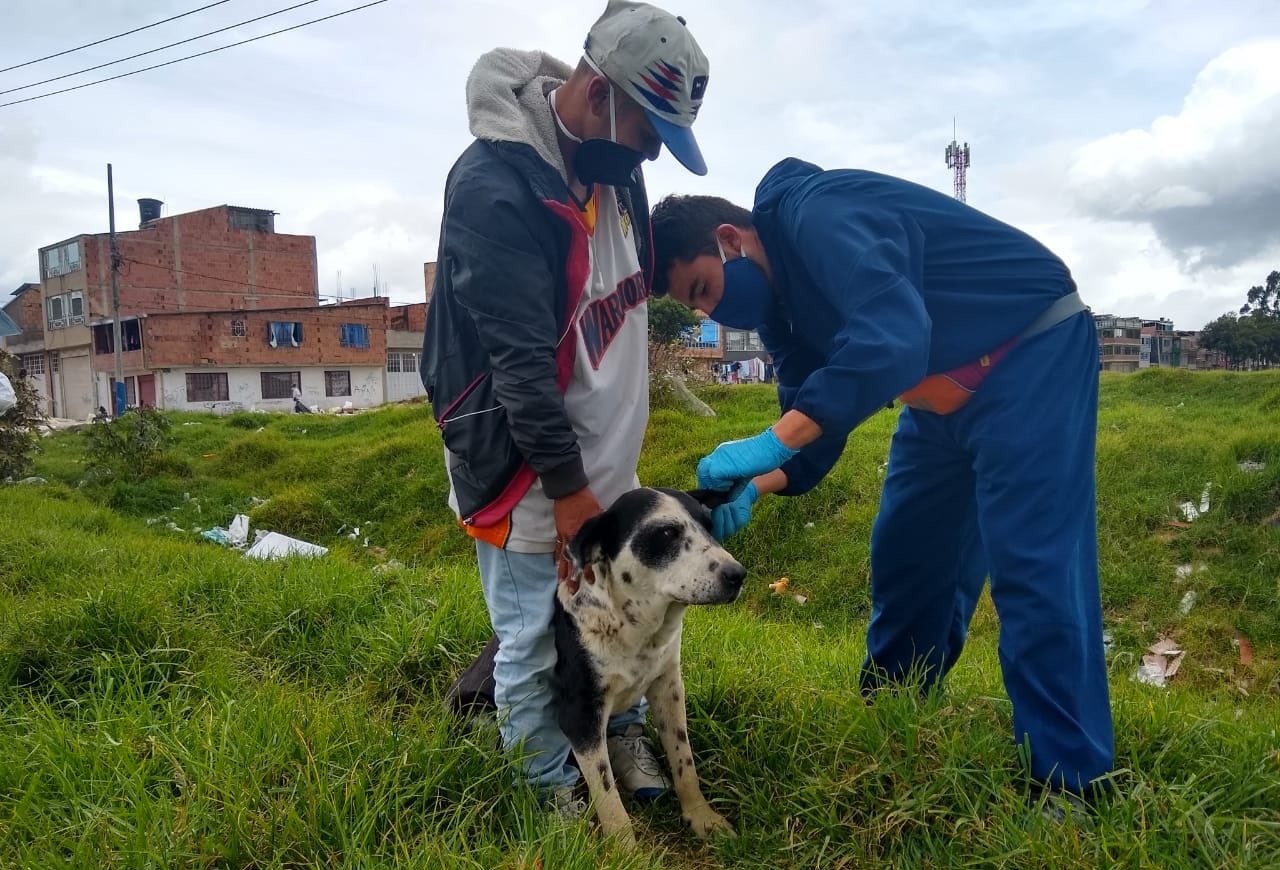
[2,372,1279,868]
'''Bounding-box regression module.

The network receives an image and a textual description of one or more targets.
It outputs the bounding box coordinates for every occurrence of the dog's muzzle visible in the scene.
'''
[717,560,747,602]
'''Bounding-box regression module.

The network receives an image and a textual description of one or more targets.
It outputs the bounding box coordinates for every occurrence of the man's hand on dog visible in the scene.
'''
[554,486,603,591]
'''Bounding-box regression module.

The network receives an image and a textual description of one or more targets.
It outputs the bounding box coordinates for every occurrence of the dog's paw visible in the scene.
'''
[685,806,736,839]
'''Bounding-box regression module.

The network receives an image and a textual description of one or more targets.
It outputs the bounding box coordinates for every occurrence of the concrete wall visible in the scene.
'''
[157,365,384,414]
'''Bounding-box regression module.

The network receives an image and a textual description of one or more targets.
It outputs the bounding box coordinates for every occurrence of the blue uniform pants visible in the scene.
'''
[860,311,1114,794]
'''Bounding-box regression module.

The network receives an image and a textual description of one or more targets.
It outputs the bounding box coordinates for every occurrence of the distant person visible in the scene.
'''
[291,384,311,414]
[650,158,1113,817]
[421,0,712,815]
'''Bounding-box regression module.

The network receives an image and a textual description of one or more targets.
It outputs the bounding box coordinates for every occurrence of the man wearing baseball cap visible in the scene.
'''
[422,1,710,815]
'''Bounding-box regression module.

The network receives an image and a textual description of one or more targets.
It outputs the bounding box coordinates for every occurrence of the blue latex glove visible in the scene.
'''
[697,428,798,494]
[711,481,758,541]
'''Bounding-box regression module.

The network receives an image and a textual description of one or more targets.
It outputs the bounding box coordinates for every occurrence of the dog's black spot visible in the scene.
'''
[622,600,640,626]
[622,571,633,584]
[708,561,719,572]
[572,489,662,562]
[632,521,685,570]
[603,773,612,792]
[672,692,680,703]
[683,539,692,552]
[552,597,604,751]
[676,728,688,744]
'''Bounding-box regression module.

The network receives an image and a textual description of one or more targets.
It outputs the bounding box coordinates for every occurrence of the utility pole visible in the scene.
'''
[107,164,125,417]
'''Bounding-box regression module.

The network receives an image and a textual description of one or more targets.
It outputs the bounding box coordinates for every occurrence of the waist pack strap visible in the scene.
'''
[1019,290,1088,341]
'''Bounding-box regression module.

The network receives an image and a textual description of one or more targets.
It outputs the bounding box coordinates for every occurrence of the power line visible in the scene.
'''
[0,1,235,74]
[2,0,324,97]
[0,0,393,110]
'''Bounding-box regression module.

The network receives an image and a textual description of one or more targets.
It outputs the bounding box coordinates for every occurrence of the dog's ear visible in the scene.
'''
[567,509,620,569]
[686,488,731,511]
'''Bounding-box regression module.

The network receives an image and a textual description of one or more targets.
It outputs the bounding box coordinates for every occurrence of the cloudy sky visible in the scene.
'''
[2,0,1278,329]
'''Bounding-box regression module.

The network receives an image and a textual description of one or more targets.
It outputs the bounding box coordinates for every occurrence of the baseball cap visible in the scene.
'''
[584,0,709,176]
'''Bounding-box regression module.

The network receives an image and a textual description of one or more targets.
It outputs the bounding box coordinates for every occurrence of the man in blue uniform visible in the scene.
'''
[649,158,1114,805]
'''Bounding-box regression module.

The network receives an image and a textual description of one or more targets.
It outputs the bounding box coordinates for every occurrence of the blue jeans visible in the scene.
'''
[476,540,647,790]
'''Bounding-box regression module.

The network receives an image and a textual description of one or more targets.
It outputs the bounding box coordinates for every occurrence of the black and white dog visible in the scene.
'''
[555,487,745,846]
[447,487,745,847]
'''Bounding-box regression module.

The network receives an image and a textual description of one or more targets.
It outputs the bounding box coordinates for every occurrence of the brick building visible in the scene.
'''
[140,300,390,412]
[423,262,437,305]
[387,300,429,401]
[1094,314,1143,372]
[18,201,428,416]
[678,315,772,382]
[35,201,318,418]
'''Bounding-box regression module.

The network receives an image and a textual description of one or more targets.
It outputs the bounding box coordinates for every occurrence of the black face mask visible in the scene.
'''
[572,138,644,187]
[550,83,644,188]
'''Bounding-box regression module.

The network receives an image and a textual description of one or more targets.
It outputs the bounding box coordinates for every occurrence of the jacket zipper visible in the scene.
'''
[437,371,487,430]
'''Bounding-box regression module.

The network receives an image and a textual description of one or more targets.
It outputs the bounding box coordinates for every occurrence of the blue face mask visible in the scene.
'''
[709,239,773,329]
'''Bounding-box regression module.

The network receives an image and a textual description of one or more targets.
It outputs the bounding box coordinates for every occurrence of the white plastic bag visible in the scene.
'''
[0,372,15,414]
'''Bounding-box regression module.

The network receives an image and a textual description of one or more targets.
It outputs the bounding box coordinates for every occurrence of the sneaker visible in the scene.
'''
[545,785,588,821]
[606,724,672,801]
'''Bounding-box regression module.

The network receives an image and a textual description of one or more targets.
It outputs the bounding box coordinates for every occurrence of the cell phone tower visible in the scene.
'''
[945,118,971,202]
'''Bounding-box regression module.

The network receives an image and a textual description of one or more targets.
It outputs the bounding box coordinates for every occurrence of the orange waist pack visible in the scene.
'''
[897,337,1017,415]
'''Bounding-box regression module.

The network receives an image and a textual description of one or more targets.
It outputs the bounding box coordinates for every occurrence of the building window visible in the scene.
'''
[92,319,142,355]
[20,353,45,376]
[339,323,370,349]
[325,370,351,396]
[45,291,86,328]
[261,371,301,400]
[268,321,302,348]
[230,319,246,337]
[41,240,82,278]
[228,207,274,232]
[725,329,762,352]
[186,372,229,402]
[386,351,417,373]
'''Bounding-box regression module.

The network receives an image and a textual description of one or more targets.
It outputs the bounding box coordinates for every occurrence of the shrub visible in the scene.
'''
[83,407,174,481]
[0,349,45,481]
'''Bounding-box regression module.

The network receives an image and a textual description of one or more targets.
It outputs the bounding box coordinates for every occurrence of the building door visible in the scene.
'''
[138,374,156,408]
[386,350,427,402]
[59,350,94,420]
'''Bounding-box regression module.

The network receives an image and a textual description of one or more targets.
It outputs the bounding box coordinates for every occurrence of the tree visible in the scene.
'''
[648,295,699,345]
[1202,268,1280,369]
[1239,270,1280,318]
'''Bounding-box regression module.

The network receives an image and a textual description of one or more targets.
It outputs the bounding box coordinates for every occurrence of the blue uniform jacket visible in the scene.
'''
[752,158,1077,495]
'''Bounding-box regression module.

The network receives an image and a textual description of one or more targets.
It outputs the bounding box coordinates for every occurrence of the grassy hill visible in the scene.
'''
[1,369,1278,868]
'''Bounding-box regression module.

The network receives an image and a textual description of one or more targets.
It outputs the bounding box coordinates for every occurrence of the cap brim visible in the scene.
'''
[647,110,706,176]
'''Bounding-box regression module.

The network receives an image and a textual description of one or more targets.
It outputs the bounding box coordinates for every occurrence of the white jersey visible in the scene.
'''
[448,183,650,553]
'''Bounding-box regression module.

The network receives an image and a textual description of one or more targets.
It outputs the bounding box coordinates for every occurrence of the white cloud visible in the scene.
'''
[3,0,1278,331]
[1068,39,1280,269]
